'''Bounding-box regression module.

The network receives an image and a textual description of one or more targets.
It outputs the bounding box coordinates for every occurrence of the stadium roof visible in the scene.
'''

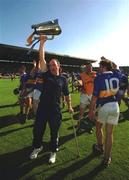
[0,43,97,67]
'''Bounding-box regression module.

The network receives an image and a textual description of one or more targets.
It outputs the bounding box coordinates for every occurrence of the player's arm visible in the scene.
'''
[20,80,27,96]
[39,36,48,72]
[88,95,97,121]
[65,95,74,113]
[63,77,74,113]
[89,96,97,114]
[88,76,99,120]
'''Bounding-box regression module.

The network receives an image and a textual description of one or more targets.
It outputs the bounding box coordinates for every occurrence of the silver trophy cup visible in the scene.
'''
[31,19,62,36]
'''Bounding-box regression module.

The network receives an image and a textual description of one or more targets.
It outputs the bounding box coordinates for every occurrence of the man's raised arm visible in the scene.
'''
[39,36,48,72]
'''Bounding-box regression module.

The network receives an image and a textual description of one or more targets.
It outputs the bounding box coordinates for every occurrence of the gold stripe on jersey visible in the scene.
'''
[26,79,36,84]
[99,89,118,98]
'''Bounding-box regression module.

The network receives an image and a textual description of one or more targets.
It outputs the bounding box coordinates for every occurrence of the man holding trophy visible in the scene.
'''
[28,19,74,164]
[26,19,62,46]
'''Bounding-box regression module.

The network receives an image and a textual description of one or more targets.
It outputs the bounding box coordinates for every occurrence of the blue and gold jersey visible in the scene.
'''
[120,73,128,90]
[25,73,36,89]
[93,71,121,107]
[19,73,27,90]
[35,70,43,91]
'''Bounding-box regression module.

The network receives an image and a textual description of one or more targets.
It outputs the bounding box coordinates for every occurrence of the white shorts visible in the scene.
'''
[26,88,34,98]
[98,102,120,125]
[80,93,92,108]
[33,89,41,100]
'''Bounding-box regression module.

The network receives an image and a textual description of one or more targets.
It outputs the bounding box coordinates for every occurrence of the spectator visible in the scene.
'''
[112,62,128,106]
[77,63,96,128]
[17,65,27,123]
[21,62,37,121]
[33,60,43,115]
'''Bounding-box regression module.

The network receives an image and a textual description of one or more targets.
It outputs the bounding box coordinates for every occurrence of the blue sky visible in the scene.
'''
[0,0,129,66]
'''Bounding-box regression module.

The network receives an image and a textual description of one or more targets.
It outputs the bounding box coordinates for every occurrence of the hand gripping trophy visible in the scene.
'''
[26,19,62,47]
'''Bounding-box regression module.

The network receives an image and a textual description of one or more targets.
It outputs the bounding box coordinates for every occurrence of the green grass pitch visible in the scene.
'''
[0,78,129,180]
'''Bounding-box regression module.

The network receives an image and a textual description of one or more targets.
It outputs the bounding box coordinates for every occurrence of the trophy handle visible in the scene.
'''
[26,32,35,46]
[26,34,54,46]
[46,35,54,40]
[33,35,54,41]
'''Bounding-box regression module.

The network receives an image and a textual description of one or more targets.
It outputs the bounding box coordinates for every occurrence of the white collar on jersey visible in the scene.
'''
[103,71,113,74]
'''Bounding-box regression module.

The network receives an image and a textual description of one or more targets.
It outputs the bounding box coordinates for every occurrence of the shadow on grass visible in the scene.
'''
[61,109,68,113]
[73,105,79,112]
[73,113,79,121]
[0,145,50,180]
[61,105,79,115]
[73,164,105,180]
[59,132,75,146]
[59,130,85,147]
[0,124,33,137]
[0,133,103,180]
[46,153,104,180]
[0,103,19,109]
[119,110,129,123]
[62,117,71,122]
[0,115,19,129]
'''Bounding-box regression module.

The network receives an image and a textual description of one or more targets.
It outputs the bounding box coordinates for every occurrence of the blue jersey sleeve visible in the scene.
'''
[120,74,128,90]
[93,76,100,97]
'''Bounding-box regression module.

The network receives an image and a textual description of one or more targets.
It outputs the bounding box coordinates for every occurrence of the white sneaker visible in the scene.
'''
[30,146,43,159]
[49,152,56,164]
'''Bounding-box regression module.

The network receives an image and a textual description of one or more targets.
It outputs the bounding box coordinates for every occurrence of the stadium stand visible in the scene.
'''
[0,43,96,74]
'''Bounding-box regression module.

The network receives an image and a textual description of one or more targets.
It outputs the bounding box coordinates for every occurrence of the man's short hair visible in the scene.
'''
[49,58,60,65]
[101,56,106,60]
[99,59,113,71]
[20,65,26,70]
[86,63,92,66]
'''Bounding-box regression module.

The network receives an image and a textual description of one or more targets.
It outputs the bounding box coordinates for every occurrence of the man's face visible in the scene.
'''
[99,65,105,73]
[49,59,60,75]
[86,64,92,73]
[19,66,26,74]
